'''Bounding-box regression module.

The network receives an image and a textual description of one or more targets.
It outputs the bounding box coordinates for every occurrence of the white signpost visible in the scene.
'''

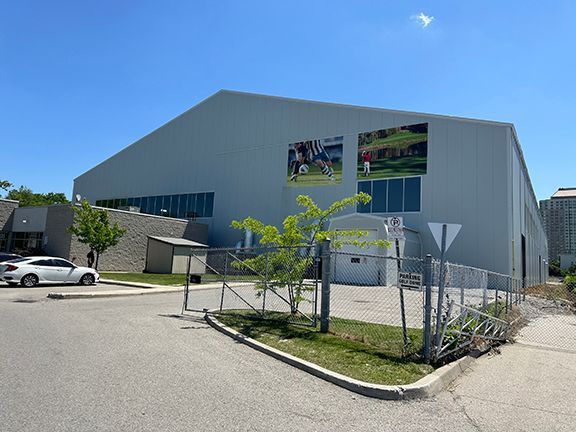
[387,216,405,239]
[427,222,462,355]
[388,216,409,348]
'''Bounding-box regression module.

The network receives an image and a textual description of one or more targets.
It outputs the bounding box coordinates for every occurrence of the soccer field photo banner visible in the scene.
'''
[287,136,343,186]
[357,123,428,179]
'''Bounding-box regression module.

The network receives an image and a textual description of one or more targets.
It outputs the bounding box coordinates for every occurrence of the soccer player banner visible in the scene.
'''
[357,123,428,179]
[287,136,343,186]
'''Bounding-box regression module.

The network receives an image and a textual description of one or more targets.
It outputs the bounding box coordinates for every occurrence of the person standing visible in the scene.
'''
[362,151,372,176]
[87,249,95,268]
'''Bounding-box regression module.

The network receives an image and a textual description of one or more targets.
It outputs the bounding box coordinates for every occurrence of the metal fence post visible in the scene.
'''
[181,253,191,314]
[320,239,331,333]
[423,254,433,363]
[434,224,448,356]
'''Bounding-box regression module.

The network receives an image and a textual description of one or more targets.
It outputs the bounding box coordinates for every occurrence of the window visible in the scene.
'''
[404,177,421,212]
[95,191,216,219]
[177,194,188,218]
[357,177,422,213]
[204,192,215,218]
[30,259,52,266]
[196,193,205,218]
[52,259,74,268]
[357,182,372,213]
[372,180,387,213]
[10,232,43,251]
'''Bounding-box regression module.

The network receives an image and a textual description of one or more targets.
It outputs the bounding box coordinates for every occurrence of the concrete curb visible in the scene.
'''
[205,313,478,400]
[47,286,184,299]
[47,281,223,300]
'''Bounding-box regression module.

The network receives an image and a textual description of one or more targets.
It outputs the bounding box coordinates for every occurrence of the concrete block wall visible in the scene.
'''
[0,199,18,231]
[0,199,18,251]
[68,207,208,272]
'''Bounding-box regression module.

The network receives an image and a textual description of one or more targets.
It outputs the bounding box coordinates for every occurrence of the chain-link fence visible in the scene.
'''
[329,251,425,357]
[183,242,575,363]
[182,246,319,327]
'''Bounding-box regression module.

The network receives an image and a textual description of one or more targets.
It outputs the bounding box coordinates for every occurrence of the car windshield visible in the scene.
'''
[5,258,31,263]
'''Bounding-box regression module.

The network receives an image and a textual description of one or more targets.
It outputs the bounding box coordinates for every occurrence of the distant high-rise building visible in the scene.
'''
[540,188,576,266]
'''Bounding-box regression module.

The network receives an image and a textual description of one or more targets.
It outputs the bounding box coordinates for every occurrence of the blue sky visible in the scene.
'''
[1,0,574,201]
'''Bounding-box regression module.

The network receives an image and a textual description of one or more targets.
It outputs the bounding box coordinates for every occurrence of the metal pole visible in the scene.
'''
[320,239,331,333]
[495,278,499,318]
[220,252,228,312]
[262,249,269,315]
[182,252,191,314]
[434,224,448,355]
[423,254,433,364]
[396,239,409,350]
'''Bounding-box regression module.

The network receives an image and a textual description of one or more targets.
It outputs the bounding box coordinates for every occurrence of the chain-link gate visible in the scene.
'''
[182,246,319,327]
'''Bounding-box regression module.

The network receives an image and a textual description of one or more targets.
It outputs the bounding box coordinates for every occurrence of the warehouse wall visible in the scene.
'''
[73,90,547,281]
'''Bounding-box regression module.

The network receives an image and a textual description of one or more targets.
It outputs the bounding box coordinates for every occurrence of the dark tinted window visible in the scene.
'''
[196,193,205,218]
[52,259,75,268]
[31,259,53,266]
[140,197,148,213]
[153,196,162,215]
[371,180,387,213]
[2,256,26,263]
[186,194,197,218]
[170,195,179,217]
[204,192,214,217]
[357,182,372,213]
[177,194,188,218]
[404,177,421,212]
[387,179,403,212]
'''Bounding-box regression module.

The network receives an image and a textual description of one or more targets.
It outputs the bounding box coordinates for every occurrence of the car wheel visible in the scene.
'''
[80,273,95,286]
[21,274,39,287]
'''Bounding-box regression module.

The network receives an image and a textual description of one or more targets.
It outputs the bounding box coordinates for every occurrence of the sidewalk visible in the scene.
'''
[442,342,576,431]
[47,279,222,299]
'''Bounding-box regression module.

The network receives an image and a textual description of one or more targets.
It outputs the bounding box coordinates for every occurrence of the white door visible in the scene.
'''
[334,229,381,285]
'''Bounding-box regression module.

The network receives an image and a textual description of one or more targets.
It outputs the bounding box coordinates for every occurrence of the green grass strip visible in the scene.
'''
[217,310,433,385]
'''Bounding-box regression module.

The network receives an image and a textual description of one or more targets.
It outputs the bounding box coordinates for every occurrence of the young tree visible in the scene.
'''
[69,201,127,270]
[231,193,389,313]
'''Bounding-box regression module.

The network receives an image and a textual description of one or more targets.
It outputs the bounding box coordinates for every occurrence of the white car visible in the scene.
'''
[0,256,99,287]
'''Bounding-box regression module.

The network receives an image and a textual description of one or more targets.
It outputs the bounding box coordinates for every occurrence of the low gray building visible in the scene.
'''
[1,203,208,272]
[72,90,548,286]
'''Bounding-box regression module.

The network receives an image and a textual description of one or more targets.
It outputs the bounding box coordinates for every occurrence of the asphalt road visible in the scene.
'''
[1,283,575,431]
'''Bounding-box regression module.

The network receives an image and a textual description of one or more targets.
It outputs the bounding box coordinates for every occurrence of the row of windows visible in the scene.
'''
[10,232,43,251]
[95,192,215,219]
[357,177,421,213]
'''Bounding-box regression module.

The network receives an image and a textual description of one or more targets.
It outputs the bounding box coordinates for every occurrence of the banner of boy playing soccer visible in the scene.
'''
[286,122,427,186]
[287,136,343,186]
[357,122,428,180]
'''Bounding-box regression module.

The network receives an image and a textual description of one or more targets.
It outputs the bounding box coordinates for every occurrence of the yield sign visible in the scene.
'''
[428,223,462,252]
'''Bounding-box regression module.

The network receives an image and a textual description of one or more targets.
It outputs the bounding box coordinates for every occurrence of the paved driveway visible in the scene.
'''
[1,286,575,431]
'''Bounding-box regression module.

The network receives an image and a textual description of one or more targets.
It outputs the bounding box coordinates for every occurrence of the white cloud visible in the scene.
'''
[412,12,435,28]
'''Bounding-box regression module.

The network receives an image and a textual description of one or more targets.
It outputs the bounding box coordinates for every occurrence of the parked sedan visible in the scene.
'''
[0,257,99,287]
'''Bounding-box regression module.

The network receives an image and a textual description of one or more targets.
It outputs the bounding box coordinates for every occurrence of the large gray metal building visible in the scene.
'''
[73,90,548,285]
